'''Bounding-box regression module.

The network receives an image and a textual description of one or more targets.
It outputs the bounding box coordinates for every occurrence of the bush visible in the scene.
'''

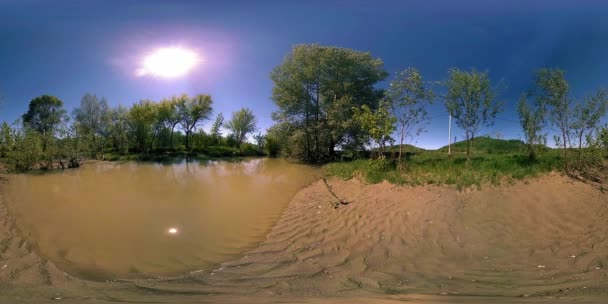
[367,158,397,172]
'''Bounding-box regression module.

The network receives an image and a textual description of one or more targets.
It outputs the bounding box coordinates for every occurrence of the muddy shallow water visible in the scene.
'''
[1,158,320,280]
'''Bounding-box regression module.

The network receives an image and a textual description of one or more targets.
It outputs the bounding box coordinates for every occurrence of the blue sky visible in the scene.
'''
[1,0,608,149]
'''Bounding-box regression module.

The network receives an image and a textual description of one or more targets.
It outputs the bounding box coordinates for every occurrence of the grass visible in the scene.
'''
[325,150,564,190]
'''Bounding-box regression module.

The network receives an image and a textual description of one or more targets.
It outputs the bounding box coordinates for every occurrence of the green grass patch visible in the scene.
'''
[324,150,563,189]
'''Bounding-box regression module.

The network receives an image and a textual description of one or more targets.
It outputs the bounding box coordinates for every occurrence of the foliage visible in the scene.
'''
[352,99,396,159]
[0,122,15,157]
[533,68,571,162]
[8,126,43,171]
[444,68,502,162]
[210,112,224,145]
[385,67,434,164]
[225,108,257,149]
[265,135,281,157]
[108,106,130,155]
[176,94,213,149]
[253,132,265,148]
[570,89,608,150]
[128,100,160,153]
[517,94,546,160]
[22,95,66,137]
[73,93,111,156]
[159,97,181,149]
[270,44,387,163]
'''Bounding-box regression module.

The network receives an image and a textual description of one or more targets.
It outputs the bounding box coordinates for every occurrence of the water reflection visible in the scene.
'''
[2,158,320,280]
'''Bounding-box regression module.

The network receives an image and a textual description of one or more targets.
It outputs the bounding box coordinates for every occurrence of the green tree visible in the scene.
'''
[159,97,180,150]
[210,113,224,138]
[176,94,213,150]
[73,93,111,157]
[270,44,387,162]
[128,100,159,153]
[225,108,257,150]
[517,94,546,161]
[571,89,608,151]
[56,119,86,168]
[385,67,434,163]
[353,100,396,159]
[109,105,130,154]
[253,132,265,149]
[22,95,66,152]
[444,68,502,162]
[10,125,43,171]
[0,122,14,157]
[534,68,571,162]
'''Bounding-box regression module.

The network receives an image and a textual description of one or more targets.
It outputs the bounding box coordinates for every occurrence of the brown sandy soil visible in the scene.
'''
[2,173,608,303]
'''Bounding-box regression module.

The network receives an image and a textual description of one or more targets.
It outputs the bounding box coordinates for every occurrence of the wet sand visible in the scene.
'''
[1,173,608,303]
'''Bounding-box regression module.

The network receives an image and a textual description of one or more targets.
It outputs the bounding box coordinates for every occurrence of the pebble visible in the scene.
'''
[537,265,546,268]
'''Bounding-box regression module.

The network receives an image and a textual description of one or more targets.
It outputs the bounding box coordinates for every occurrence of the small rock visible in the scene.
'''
[569,255,576,258]
[537,265,546,268]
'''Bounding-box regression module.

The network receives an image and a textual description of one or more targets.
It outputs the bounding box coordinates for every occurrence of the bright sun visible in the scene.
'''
[136,47,200,78]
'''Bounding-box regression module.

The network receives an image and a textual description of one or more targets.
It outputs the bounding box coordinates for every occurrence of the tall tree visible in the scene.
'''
[517,94,546,161]
[176,94,213,150]
[128,100,159,153]
[73,93,111,156]
[22,95,66,137]
[225,108,257,149]
[385,67,434,163]
[0,122,14,157]
[353,99,396,159]
[210,113,224,138]
[159,97,180,149]
[109,105,130,154]
[270,44,387,162]
[571,89,608,151]
[444,68,502,162]
[533,68,571,162]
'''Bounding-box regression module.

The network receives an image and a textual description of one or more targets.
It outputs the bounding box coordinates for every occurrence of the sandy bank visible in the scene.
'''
[2,173,608,302]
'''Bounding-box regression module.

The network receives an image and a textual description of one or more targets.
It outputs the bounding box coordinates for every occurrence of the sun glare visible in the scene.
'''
[136,47,200,78]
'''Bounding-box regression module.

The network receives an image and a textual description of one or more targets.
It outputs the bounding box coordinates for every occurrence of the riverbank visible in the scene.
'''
[1,173,608,302]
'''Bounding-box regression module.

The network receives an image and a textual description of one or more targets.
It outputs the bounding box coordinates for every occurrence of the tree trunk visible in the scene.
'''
[528,143,536,161]
[466,133,471,163]
[562,131,568,168]
[185,131,191,150]
[170,127,175,150]
[398,125,405,162]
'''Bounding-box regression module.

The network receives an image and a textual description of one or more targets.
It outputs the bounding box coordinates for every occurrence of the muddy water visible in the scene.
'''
[2,158,320,280]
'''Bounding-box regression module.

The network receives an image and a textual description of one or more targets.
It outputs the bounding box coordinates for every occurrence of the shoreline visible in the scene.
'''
[2,173,608,302]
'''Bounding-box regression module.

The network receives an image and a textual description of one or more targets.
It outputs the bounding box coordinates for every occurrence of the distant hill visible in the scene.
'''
[436,136,544,154]
[386,144,427,153]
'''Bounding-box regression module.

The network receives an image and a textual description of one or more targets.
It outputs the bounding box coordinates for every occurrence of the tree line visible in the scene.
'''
[268,44,608,168]
[0,93,261,172]
[2,43,607,173]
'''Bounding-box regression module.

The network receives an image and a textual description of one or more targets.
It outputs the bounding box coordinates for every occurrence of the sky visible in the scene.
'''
[1,0,608,149]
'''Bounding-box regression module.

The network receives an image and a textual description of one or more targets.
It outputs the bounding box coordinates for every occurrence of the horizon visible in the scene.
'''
[2,0,608,149]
